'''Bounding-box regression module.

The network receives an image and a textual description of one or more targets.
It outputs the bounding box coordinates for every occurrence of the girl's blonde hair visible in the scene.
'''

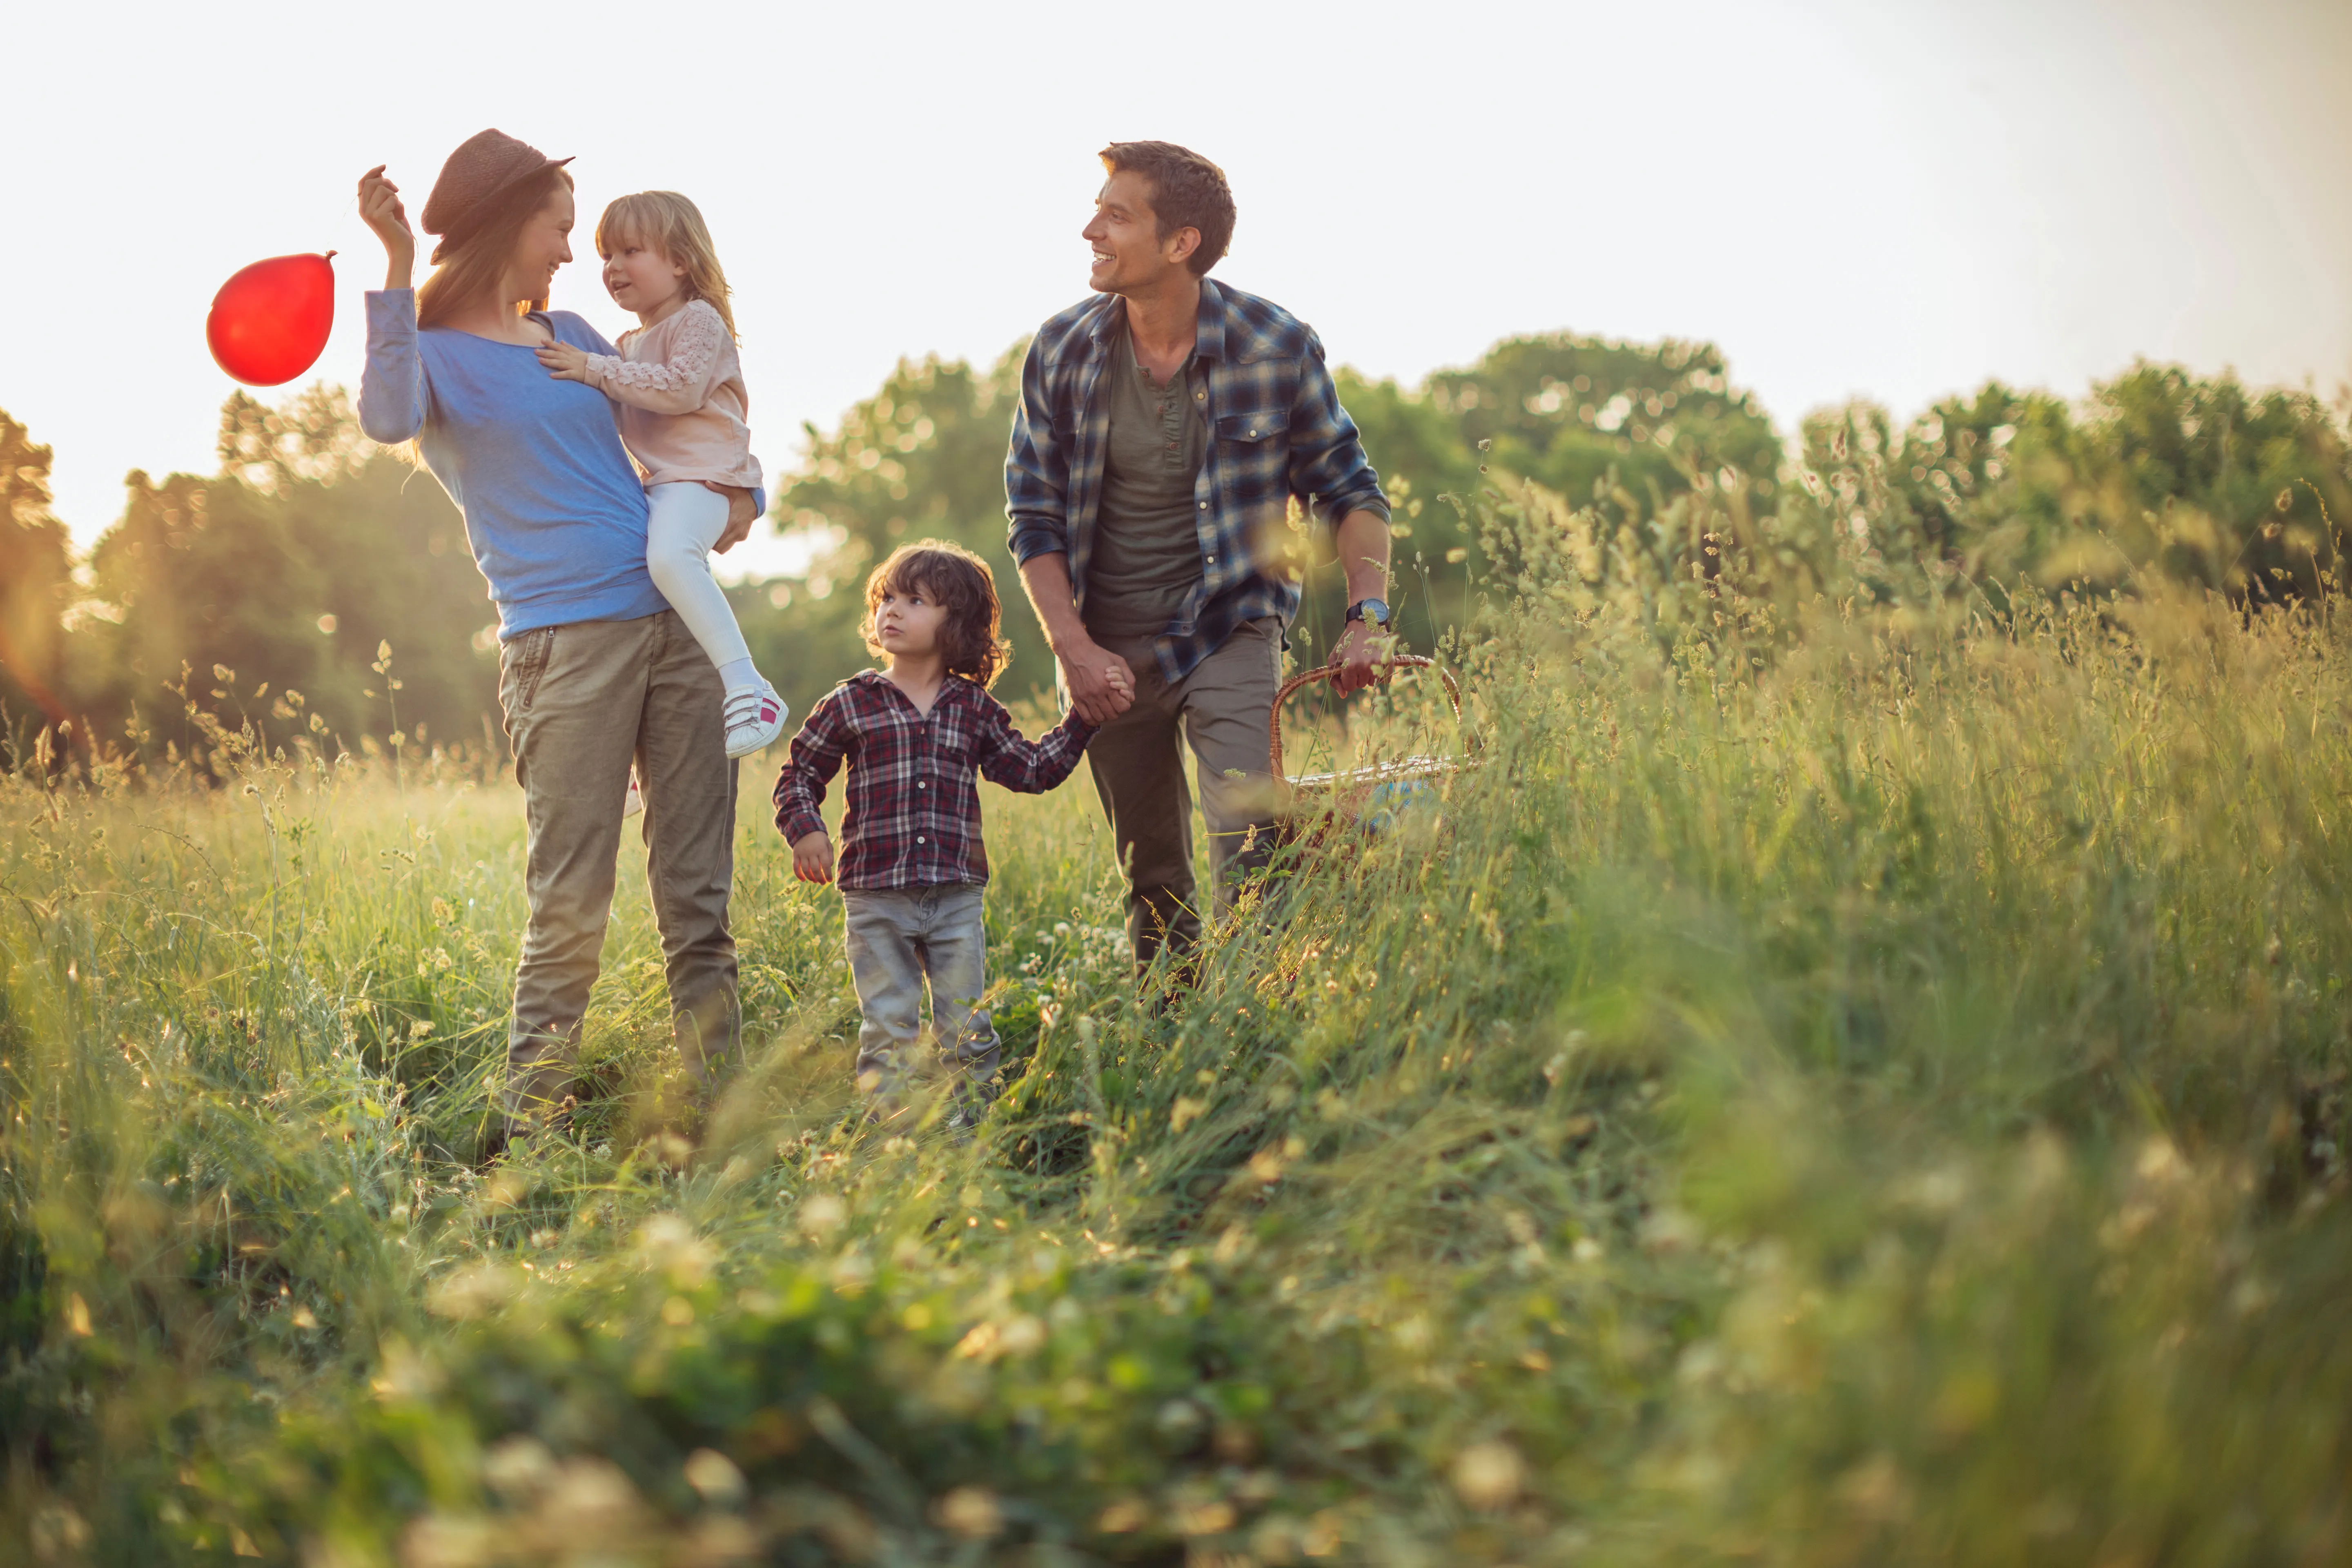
[595,191,737,339]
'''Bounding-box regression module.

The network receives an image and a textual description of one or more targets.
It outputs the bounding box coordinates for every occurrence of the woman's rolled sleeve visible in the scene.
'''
[1287,330,1389,528]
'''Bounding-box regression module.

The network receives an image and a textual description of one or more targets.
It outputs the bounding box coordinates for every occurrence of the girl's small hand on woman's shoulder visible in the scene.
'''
[537,341,591,381]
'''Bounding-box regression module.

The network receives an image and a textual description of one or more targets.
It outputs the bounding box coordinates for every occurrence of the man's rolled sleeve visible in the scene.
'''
[1004,339,1073,564]
[1286,330,1389,529]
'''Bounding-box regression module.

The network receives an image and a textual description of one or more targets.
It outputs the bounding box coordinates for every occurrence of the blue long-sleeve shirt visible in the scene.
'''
[358,289,669,638]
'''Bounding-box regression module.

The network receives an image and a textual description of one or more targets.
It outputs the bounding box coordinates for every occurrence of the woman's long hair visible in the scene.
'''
[863,542,1012,689]
[417,165,575,330]
[593,191,738,339]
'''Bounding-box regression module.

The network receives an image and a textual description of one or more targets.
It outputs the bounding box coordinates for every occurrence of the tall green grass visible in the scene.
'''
[3,490,2349,1564]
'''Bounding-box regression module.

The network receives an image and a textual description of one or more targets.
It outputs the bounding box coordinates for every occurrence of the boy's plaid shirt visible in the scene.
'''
[1005,279,1389,684]
[772,670,1096,890]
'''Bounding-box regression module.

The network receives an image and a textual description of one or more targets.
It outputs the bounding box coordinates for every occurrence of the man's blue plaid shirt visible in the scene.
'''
[1005,278,1389,683]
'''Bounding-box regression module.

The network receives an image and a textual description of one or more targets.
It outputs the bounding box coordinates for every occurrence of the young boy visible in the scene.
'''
[774,541,1111,1128]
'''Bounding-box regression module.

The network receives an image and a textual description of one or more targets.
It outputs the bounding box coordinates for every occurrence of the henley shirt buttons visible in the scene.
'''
[917,836,925,845]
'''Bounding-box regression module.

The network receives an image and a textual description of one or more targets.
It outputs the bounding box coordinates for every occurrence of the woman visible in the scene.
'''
[356,129,757,1149]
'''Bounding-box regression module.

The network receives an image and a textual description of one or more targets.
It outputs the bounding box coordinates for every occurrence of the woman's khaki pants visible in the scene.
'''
[496,610,740,1138]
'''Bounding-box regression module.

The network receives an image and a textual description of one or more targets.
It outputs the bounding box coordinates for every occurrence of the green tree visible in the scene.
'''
[1287,335,1783,663]
[2065,363,2351,598]
[1788,366,2352,605]
[0,410,74,752]
[1432,333,1781,511]
[69,388,498,765]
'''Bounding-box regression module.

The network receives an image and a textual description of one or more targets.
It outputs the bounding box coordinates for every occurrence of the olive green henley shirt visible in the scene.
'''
[1081,328,1209,637]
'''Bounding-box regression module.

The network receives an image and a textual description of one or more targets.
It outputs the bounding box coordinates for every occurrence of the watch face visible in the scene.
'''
[1356,599,1390,624]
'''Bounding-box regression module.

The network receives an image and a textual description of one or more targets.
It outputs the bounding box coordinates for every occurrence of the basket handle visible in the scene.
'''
[1269,654,1463,780]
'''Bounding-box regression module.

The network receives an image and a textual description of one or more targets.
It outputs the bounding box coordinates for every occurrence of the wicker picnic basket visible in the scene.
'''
[1270,655,1477,843]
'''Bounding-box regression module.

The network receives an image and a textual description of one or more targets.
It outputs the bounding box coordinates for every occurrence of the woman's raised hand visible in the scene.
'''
[357,165,416,290]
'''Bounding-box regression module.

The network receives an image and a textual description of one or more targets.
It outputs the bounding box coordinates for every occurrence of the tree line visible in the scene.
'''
[4,336,2346,772]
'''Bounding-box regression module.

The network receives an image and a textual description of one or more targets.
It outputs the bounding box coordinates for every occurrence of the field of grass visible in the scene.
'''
[5,514,2351,1565]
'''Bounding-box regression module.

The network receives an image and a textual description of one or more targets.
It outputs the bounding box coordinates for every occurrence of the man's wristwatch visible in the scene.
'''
[1344,597,1392,630]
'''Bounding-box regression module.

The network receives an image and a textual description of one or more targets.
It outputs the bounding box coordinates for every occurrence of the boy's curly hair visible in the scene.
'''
[862,541,1013,689]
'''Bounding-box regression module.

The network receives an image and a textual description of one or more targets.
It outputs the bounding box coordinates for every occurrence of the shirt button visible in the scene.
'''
[1198,501,1207,509]
[917,780,926,788]
[916,836,926,845]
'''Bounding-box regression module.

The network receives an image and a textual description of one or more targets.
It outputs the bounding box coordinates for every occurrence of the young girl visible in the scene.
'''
[774,542,1110,1129]
[537,190,784,758]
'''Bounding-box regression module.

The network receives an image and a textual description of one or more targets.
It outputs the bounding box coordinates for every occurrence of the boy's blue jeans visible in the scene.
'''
[841,882,998,1116]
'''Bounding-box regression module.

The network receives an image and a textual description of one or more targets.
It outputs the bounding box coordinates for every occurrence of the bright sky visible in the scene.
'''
[9,0,2348,581]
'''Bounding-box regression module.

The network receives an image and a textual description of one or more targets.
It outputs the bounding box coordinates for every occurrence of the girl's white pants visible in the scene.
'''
[645,482,753,676]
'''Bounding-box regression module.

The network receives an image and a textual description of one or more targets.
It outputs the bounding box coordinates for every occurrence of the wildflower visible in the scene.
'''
[1451,1440,1525,1510]
[683,1449,745,1507]
[1096,1498,1149,1534]
[934,1487,1002,1540]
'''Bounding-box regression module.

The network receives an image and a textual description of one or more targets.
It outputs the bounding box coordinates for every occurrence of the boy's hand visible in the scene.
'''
[536,341,591,381]
[791,831,835,884]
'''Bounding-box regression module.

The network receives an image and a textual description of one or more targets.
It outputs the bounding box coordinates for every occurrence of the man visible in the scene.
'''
[1006,141,1394,974]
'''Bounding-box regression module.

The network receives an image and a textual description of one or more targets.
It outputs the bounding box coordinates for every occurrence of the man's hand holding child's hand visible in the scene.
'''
[536,342,591,381]
[791,831,835,884]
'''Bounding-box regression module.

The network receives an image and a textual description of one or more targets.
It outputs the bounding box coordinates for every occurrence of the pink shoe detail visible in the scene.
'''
[724,679,789,759]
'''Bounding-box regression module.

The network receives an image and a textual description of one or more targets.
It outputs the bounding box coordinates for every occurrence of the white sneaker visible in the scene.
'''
[622,769,644,818]
[723,679,788,759]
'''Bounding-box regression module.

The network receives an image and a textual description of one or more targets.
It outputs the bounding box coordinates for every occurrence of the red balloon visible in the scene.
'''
[207,252,337,386]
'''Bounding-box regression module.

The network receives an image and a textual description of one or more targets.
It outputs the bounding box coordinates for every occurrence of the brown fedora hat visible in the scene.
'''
[419,129,575,261]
